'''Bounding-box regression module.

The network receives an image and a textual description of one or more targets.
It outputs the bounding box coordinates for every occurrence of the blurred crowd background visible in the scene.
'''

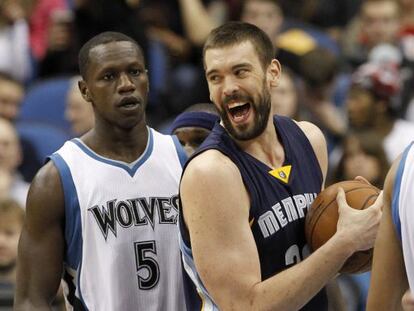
[1,0,414,310]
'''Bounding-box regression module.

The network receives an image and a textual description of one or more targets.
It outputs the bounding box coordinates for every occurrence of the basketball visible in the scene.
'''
[305,180,381,274]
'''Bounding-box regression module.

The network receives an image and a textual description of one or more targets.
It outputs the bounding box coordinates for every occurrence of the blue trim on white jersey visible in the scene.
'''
[49,153,82,270]
[76,246,89,310]
[179,235,219,311]
[71,127,154,177]
[49,154,89,310]
[172,135,188,167]
[392,142,413,241]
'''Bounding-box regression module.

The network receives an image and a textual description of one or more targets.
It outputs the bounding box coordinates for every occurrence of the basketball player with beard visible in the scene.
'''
[179,22,383,310]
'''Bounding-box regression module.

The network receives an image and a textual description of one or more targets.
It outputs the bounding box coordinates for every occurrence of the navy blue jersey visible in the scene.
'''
[179,115,327,310]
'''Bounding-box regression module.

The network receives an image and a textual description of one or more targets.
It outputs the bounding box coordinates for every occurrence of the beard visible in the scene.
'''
[219,82,272,141]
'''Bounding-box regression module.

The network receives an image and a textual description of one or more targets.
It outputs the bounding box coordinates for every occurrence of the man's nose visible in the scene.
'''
[222,76,239,97]
[118,73,136,93]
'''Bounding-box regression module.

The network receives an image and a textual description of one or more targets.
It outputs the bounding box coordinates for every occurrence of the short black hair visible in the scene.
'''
[78,31,144,79]
[203,21,275,70]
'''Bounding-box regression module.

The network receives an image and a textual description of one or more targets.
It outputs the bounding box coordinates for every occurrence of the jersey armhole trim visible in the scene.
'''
[48,153,89,310]
[172,135,188,167]
[392,142,413,241]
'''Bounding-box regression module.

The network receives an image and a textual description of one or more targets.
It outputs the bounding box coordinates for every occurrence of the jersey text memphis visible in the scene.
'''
[49,128,187,311]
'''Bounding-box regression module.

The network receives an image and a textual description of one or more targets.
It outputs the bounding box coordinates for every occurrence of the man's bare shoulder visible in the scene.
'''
[295,121,325,142]
[181,149,241,191]
[184,149,239,178]
[26,161,64,220]
[30,161,62,194]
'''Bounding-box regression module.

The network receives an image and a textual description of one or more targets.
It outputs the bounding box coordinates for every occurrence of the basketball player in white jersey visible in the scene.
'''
[367,142,414,311]
[14,32,187,310]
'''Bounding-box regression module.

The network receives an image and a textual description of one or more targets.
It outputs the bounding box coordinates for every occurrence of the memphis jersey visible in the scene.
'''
[49,128,187,311]
[392,141,414,290]
[179,115,327,310]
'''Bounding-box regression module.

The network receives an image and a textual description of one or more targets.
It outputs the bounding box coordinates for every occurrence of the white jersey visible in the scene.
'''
[49,128,187,311]
[392,141,414,290]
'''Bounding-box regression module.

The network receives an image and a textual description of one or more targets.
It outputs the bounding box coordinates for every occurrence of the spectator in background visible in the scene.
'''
[0,118,29,208]
[331,131,390,189]
[342,0,401,67]
[65,76,94,136]
[0,73,24,122]
[295,48,347,141]
[240,0,284,46]
[0,199,24,309]
[37,7,79,78]
[271,67,302,120]
[29,0,68,61]
[0,0,32,82]
[170,103,219,156]
[346,62,414,163]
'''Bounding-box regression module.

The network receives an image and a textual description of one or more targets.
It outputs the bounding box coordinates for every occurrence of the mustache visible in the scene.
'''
[223,93,252,106]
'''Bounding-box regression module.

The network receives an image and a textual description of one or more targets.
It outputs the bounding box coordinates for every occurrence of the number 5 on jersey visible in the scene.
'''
[134,241,160,290]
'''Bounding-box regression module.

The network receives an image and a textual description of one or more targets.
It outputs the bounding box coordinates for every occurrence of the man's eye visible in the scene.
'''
[103,73,115,80]
[209,75,220,83]
[130,69,142,76]
[236,69,247,76]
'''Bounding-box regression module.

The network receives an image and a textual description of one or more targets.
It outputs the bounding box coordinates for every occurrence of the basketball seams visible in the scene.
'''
[306,187,379,250]
[305,182,380,274]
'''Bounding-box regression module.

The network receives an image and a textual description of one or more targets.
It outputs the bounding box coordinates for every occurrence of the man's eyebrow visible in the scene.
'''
[206,62,253,77]
[232,63,253,70]
[206,68,219,77]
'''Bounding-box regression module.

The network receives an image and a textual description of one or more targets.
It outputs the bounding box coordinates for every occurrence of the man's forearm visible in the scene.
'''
[250,234,353,311]
[178,0,218,45]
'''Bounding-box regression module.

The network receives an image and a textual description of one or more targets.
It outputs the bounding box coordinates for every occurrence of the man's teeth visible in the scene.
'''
[228,102,246,109]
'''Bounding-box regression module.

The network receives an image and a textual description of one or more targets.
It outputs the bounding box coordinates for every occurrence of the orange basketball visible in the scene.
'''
[305,180,380,274]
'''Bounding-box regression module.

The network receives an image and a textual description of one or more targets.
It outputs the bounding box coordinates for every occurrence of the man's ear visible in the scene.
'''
[78,80,92,102]
[268,59,282,87]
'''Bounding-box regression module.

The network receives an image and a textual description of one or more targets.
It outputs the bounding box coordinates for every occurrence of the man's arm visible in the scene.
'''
[181,148,382,310]
[367,155,408,311]
[178,0,220,46]
[14,162,65,310]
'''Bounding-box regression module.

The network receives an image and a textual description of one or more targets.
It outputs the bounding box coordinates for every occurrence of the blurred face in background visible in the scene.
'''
[271,73,298,118]
[0,118,21,173]
[342,135,381,184]
[174,126,211,156]
[65,85,95,136]
[346,87,377,129]
[361,1,400,48]
[0,80,24,122]
[241,0,283,41]
[0,210,23,274]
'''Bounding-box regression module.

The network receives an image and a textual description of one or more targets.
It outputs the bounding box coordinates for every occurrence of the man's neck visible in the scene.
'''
[236,119,285,169]
[81,121,149,164]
